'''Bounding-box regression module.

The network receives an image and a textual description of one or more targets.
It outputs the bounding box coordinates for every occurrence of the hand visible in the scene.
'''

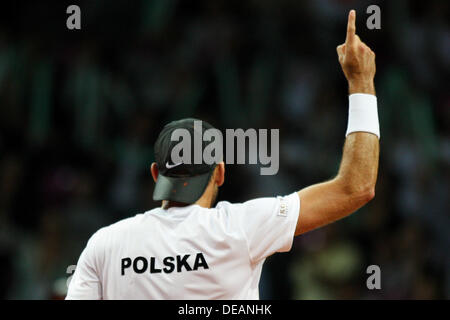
[337,10,376,95]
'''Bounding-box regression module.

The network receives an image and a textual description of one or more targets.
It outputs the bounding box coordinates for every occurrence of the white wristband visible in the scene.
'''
[346,93,380,139]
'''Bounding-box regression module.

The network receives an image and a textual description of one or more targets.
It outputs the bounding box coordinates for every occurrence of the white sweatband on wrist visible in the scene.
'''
[346,93,380,139]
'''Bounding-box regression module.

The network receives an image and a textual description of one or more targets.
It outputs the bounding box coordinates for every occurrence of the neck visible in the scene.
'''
[162,196,212,210]
[195,196,213,208]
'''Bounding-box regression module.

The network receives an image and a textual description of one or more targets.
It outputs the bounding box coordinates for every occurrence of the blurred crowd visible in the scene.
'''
[0,0,448,299]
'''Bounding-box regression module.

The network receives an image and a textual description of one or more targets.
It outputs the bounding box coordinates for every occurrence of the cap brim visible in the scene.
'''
[153,171,213,203]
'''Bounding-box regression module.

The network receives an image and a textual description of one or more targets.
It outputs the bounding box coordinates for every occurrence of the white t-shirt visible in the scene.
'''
[66,192,300,300]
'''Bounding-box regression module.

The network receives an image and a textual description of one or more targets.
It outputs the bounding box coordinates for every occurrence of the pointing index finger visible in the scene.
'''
[346,10,356,44]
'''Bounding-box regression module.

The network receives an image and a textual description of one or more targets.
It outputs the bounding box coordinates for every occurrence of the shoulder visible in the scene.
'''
[86,212,148,248]
[215,194,295,212]
[213,201,247,222]
[215,200,243,211]
[214,193,300,222]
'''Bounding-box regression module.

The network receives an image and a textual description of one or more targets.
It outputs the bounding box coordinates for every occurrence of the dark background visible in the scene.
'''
[0,0,448,299]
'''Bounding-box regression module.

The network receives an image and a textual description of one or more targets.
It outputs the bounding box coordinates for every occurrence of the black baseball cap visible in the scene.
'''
[153,118,222,204]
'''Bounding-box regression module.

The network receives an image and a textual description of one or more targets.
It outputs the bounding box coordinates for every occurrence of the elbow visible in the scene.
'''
[353,185,376,205]
[349,185,376,207]
[363,187,376,203]
[337,178,376,205]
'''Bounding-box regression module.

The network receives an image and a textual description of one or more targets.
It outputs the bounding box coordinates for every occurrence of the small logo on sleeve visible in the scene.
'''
[278,198,288,217]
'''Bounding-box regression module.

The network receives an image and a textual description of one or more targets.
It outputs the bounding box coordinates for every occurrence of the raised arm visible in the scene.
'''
[295,10,379,236]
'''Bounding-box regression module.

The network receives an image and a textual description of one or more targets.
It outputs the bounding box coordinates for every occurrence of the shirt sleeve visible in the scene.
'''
[65,230,104,300]
[234,192,300,264]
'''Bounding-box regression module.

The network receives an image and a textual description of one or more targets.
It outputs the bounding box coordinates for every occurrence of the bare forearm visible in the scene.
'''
[296,133,379,235]
[336,132,379,198]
